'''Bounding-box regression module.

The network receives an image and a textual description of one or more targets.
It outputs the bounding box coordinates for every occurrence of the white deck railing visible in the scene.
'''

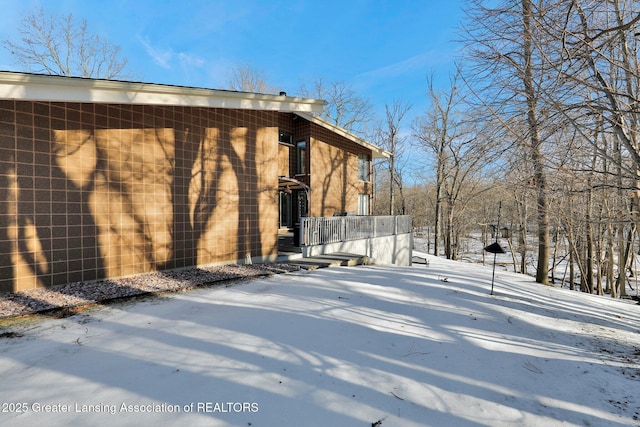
[299,215,411,246]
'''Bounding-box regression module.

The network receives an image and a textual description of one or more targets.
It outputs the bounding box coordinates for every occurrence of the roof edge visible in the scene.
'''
[295,112,391,159]
[0,71,326,113]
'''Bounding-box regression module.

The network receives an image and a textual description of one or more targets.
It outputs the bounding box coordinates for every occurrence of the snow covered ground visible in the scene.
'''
[413,234,640,297]
[1,254,639,426]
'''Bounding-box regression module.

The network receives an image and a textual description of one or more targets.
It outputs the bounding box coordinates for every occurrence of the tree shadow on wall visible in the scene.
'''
[1,105,278,294]
[169,115,275,269]
[169,123,222,269]
[0,124,106,292]
[316,138,367,217]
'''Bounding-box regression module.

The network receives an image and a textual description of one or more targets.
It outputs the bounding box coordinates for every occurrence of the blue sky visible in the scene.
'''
[0,0,465,126]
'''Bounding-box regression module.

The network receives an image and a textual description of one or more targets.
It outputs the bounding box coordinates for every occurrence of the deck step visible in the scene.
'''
[284,253,369,270]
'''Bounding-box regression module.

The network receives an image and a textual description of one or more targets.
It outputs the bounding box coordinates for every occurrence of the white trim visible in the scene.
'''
[295,112,391,159]
[0,71,326,113]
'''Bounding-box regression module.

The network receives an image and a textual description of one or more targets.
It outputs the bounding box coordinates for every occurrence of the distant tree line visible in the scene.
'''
[376,0,640,299]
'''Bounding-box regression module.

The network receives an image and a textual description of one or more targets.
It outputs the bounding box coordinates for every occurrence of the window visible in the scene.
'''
[279,131,293,146]
[279,191,292,228]
[358,154,370,181]
[296,141,307,174]
[358,194,370,215]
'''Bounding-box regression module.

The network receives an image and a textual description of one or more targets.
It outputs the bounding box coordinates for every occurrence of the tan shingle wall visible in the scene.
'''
[278,144,290,177]
[0,101,279,292]
[308,122,371,217]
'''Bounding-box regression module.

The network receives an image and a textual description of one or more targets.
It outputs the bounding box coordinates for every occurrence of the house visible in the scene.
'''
[277,111,389,226]
[0,72,389,293]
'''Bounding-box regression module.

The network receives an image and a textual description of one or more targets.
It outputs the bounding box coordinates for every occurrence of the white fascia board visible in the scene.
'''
[0,72,326,113]
[295,112,391,159]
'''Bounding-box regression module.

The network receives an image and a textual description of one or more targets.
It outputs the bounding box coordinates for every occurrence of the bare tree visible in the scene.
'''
[3,8,129,79]
[461,0,558,284]
[413,71,499,259]
[550,0,640,297]
[299,78,374,135]
[413,75,460,256]
[515,0,640,296]
[225,64,279,94]
[382,102,412,216]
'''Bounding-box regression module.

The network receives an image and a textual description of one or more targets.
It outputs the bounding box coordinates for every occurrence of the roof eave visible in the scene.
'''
[295,112,391,159]
[0,71,326,113]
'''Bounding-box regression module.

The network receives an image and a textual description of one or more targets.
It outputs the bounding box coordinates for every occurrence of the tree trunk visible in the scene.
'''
[389,151,395,216]
[433,154,445,257]
[445,199,455,260]
[617,225,635,297]
[565,212,576,291]
[514,194,528,275]
[569,241,575,291]
[606,224,615,295]
[507,236,519,273]
[522,0,550,285]
[551,227,559,284]
[433,190,441,257]
[585,187,594,293]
